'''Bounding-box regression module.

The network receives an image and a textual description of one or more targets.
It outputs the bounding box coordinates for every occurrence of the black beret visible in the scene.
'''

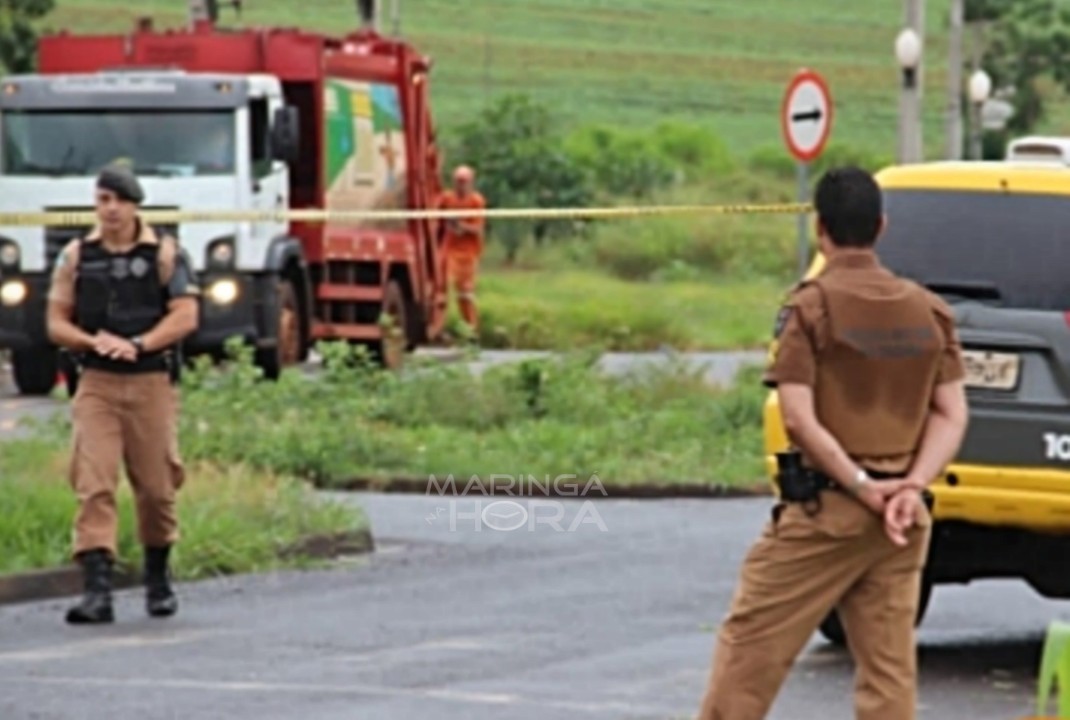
[96,164,144,204]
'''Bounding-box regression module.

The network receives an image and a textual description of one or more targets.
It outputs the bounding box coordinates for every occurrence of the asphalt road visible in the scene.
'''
[0,493,1064,720]
[0,348,766,439]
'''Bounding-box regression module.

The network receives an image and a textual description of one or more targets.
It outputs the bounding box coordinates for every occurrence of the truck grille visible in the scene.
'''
[43,205,179,268]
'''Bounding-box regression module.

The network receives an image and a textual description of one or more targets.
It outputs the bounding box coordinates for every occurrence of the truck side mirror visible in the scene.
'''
[270,106,300,165]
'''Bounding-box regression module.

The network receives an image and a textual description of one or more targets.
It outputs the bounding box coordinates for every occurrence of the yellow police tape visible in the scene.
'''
[0,202,814,226]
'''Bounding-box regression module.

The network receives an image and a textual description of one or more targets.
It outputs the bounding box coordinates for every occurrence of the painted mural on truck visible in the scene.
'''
[324,78,407,228]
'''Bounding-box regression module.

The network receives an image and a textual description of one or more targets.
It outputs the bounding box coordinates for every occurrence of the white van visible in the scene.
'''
[1005,136,1070,165]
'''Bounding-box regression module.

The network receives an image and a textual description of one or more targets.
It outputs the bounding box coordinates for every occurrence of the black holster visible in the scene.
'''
[774,450,828,516]
[774,450,822,502]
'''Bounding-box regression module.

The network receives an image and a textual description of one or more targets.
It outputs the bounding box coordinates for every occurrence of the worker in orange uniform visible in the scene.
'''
[437,165,486,336]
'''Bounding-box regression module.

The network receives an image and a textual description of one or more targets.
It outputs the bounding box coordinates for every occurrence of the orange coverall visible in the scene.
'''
[438,189,486,331]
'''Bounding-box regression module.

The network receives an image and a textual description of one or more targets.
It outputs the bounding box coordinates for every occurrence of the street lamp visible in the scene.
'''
[969,69,992,160]
[896,28,922,87]
[896,28,923,163]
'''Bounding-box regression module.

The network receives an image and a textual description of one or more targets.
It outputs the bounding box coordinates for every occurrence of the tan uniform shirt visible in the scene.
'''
[764,250,966,475]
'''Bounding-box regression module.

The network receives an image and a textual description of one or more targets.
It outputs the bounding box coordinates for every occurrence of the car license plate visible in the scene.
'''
[962,349,1020,390]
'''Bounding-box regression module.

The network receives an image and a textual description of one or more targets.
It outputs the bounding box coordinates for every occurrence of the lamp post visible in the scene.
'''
[896,28,923,163]
[968,69,992,160]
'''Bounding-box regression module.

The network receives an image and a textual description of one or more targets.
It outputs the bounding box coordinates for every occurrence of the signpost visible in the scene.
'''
[781,69,833,277]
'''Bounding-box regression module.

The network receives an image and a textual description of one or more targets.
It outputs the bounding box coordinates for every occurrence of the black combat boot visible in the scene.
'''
[65,549,114,625]
[144,545,178,618]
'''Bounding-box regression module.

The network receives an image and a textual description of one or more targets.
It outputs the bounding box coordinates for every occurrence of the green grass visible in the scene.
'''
[34,1,1070,160]
[474,268,784,351]
[64,341,768,490]
[39,0,968,161]
[464,171,799,351]
[0,436,368,577]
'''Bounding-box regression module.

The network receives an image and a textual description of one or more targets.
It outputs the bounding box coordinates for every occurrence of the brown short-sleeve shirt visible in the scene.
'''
[762,283,825,389]
[763,280,966,389]
[762,255,968,473]
[48,220,198,307]
[930,293,966,384]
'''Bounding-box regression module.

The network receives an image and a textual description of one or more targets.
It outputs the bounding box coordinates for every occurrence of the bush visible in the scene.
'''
[651,120,737,179]
[447,93,593,260]
[574,173,800,281]
[0,435,365,577]
[564,124,676,200]
[129,341,771,489]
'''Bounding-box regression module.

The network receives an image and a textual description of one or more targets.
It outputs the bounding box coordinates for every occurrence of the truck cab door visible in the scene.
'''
[247,95,288,248]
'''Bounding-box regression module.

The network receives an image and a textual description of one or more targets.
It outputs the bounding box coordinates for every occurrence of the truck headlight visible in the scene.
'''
[0,279,26,306]
[207,237,235,269]
[0,243,18,268]
[207,278,239,305]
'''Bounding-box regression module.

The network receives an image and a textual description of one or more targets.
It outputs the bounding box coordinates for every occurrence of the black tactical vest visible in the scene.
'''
[73,238,171,374]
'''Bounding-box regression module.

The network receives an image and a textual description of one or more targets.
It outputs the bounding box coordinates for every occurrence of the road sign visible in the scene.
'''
[782,69,833,163]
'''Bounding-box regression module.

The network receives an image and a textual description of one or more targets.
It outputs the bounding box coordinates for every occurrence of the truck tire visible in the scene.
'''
[12,347,59,396]
[370,279,408,371]
[818,576,933,646]
[255,278,302,380]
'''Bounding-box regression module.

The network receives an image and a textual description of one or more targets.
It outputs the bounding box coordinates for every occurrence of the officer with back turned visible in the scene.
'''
[46,163,200,624]
[696,167,969,719]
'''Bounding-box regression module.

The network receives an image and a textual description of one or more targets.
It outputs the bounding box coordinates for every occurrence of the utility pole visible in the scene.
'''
[946,0,964,159]
[905,0,925,161]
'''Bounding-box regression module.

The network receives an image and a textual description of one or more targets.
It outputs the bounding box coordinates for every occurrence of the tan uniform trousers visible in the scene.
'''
[69,369,185,558]
[698,490,932,720]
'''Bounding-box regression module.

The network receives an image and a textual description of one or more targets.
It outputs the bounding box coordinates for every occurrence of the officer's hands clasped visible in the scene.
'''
[93,330,139,362]
[848,479,925,547]
[775,449,927,547]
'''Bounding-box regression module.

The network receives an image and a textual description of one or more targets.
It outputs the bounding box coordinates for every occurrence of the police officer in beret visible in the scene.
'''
[46,163,200,624]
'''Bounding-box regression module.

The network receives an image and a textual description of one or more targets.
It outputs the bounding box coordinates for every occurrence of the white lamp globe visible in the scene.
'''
[969,69,992,104]
[895,28,922,69]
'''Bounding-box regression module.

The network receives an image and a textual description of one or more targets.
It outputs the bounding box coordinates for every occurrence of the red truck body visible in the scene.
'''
[36,15,447,361]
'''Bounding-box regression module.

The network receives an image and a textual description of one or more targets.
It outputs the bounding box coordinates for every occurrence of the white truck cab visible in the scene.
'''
[0,69,303,393]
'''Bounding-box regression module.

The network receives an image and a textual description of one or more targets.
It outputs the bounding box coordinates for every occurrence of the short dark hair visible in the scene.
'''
[813,166,883,248]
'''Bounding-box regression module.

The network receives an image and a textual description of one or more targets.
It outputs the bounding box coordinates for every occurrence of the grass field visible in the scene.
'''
[43,0,1002,161]
[472,269,783,351]
[0,437,366,577]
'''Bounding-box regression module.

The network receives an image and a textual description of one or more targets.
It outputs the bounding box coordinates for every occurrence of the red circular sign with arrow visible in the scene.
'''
[781,69,833,163]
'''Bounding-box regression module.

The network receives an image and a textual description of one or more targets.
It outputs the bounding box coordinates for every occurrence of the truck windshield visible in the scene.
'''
[1,109,235,177]
[877,188,1070,311]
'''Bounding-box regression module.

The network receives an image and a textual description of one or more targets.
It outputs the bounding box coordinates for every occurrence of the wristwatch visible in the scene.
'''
[849,468,872,494]
[130,336,144,354]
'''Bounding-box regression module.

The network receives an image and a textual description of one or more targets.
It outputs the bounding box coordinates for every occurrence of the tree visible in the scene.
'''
[448,94,592,263]
[965,0,1013,23]
[0,0,55,73]
[976,0,1070,134]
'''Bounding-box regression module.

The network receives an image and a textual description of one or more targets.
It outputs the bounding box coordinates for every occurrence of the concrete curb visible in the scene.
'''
[0,528,375,608]
[328,476,774,500]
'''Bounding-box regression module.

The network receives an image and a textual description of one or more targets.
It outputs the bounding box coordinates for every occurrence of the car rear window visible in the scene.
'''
[877,188,1070,310]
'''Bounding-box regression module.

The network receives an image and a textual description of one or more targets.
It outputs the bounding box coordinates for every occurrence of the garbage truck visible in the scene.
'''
[0,0,449,394]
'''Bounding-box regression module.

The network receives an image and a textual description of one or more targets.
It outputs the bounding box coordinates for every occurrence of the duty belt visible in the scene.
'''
[775,466,934,517]
[808,468,902,490]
